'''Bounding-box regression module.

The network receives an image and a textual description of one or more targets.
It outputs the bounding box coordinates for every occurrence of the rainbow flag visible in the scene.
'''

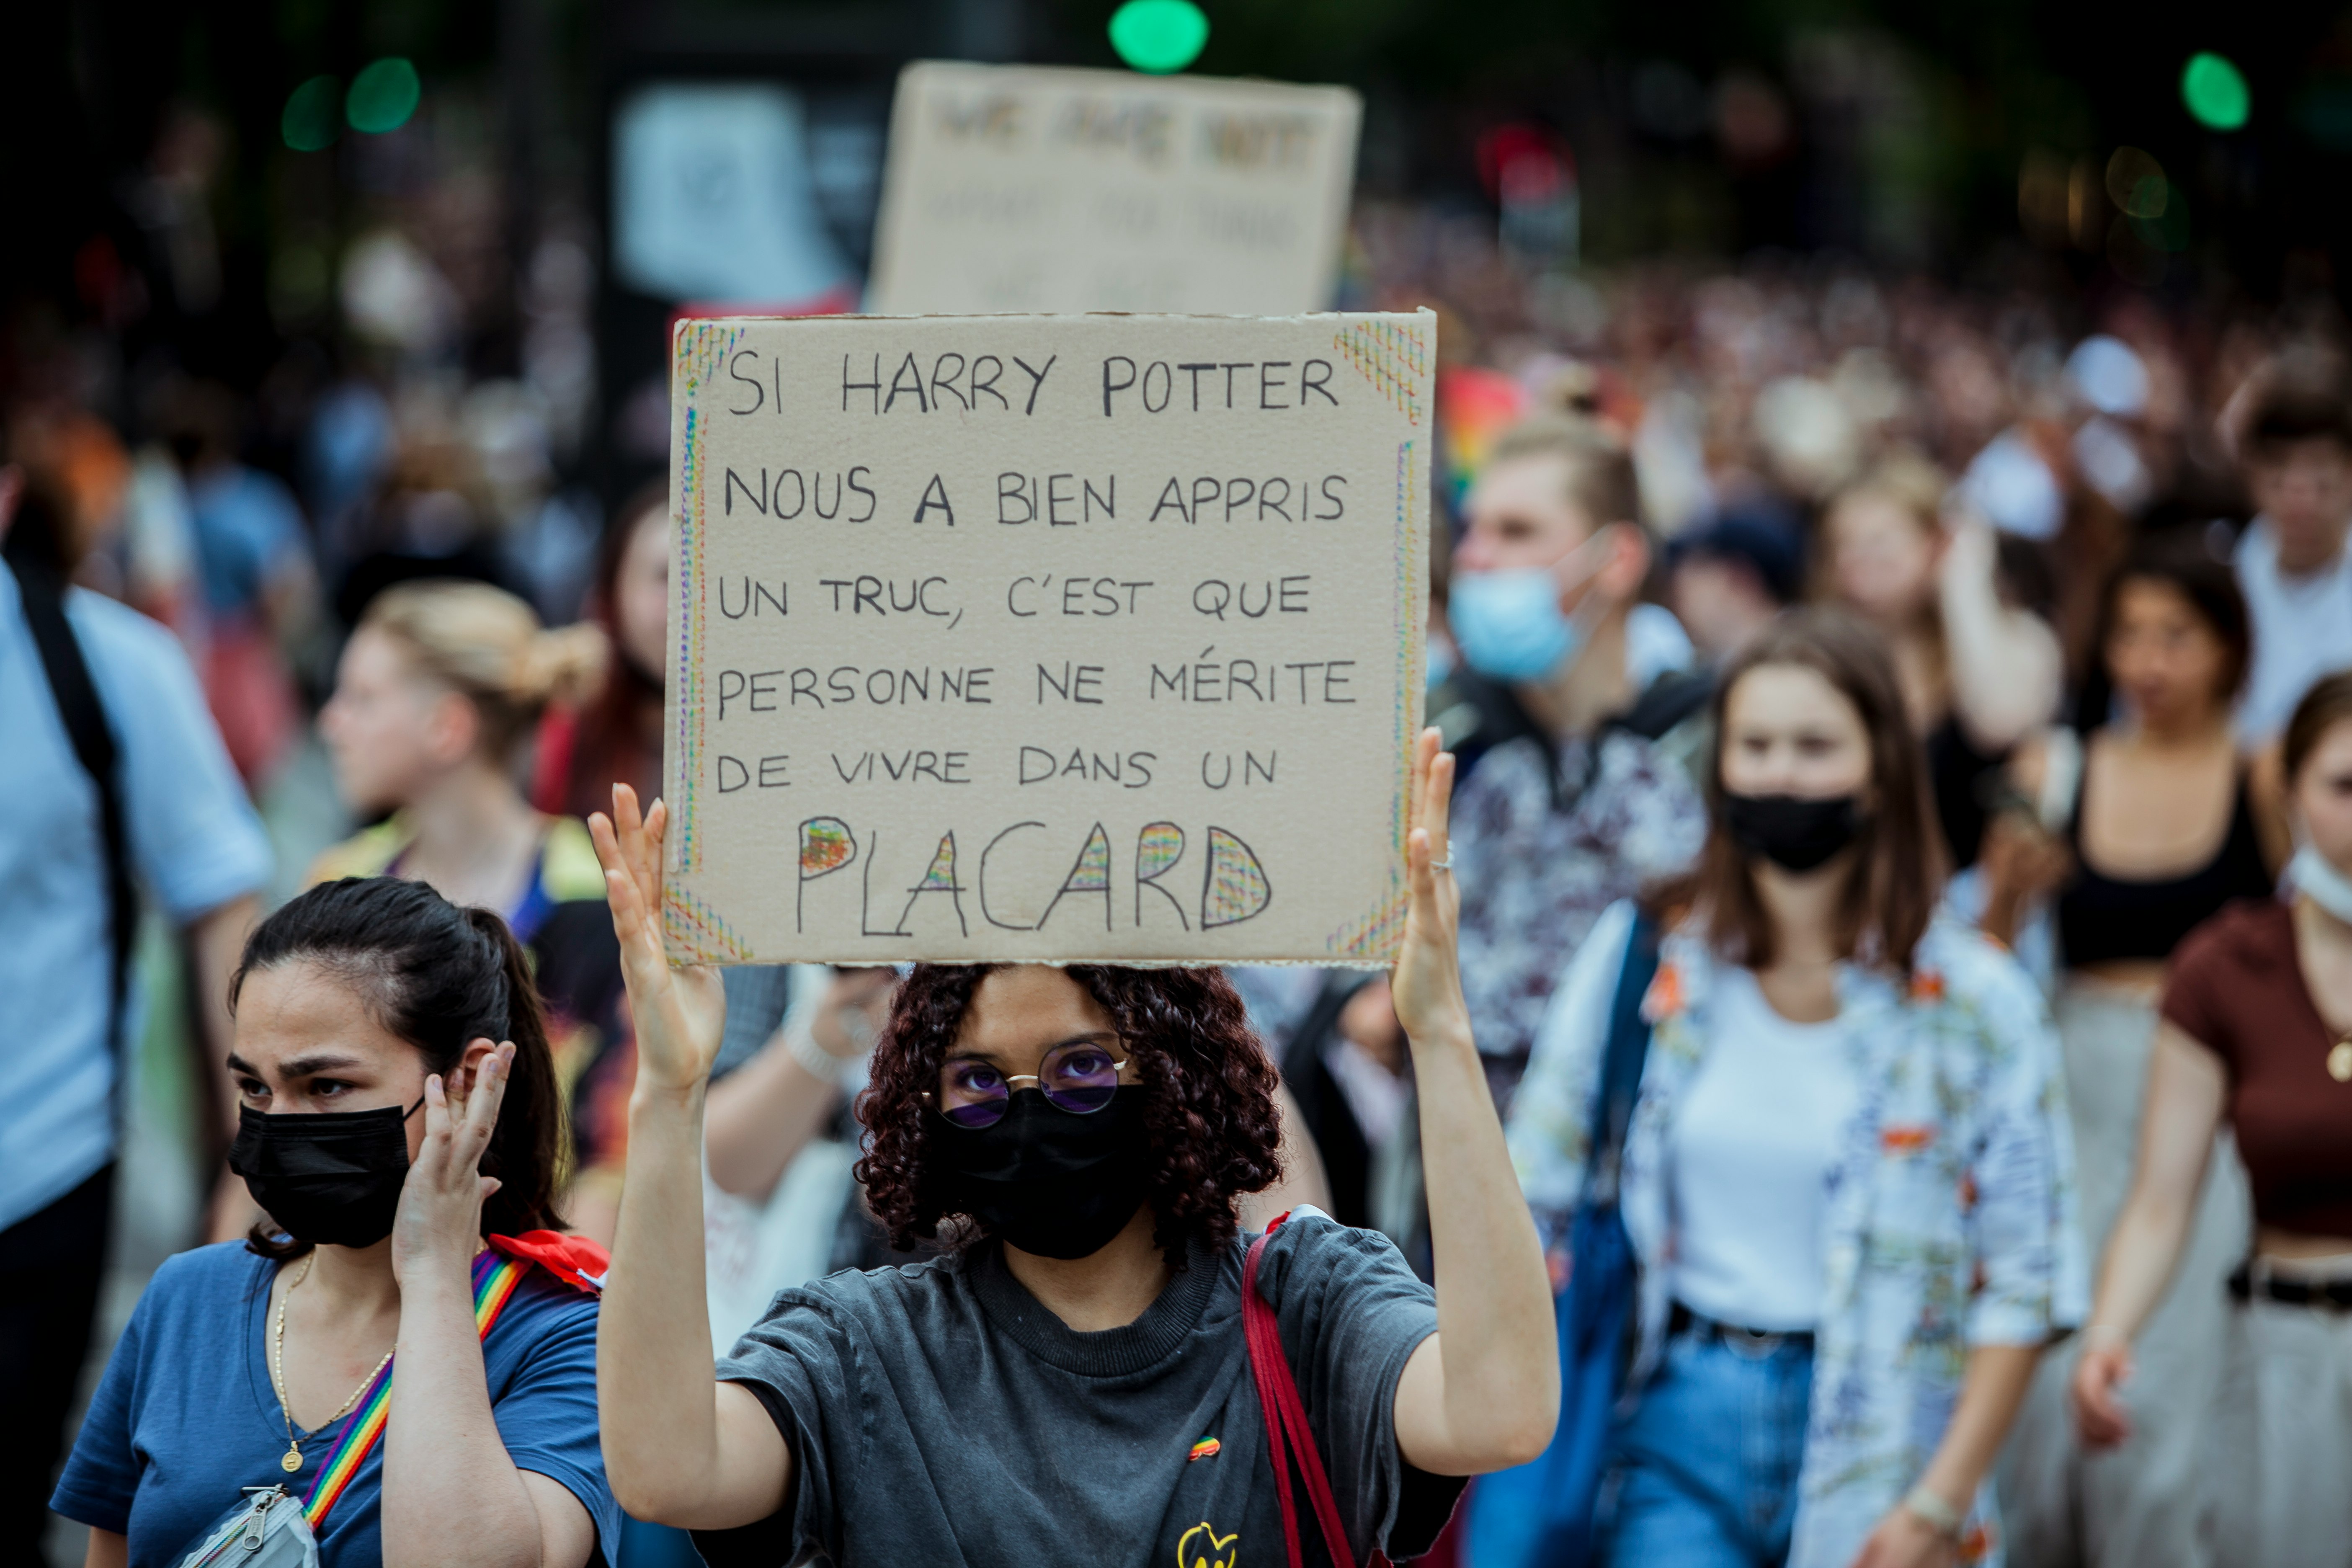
[1437,366,1532,511]
[301,1250,527,1530]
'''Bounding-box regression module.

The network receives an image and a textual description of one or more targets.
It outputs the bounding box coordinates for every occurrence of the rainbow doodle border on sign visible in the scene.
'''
[1333,319,1427,426]
[1323,428,1423,961]
[664,883,754,963]
[671,320,746,879]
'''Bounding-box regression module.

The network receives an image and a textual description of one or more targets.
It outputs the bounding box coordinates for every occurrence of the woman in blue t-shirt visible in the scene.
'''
[52,876,623,1568]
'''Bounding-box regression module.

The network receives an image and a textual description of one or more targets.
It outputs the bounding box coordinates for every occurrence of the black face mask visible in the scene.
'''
[929,1086,1151,1260]
[1723,791,1866,873]
[227,1099,420,1248]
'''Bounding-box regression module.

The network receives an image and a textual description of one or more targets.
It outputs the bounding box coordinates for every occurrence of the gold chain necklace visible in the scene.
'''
[269,1253,396,1474]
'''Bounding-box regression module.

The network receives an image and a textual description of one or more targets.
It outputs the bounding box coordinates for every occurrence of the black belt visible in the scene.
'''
[1668,1302,1815,1351]
[2229,1263,2352,1311]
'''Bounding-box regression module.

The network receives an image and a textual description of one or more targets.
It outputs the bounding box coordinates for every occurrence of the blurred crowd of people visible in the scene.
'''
[14,178,2352,1566]
[1369,239,2352,1568]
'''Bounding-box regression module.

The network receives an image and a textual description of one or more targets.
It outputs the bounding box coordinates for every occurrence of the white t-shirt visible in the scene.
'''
[2234,517,2352,742]
[1669,966,1861,1332]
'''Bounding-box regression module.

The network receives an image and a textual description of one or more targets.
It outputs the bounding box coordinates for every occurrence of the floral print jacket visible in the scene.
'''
[1453,729,1708,1101]
[1506,902,2086,1568]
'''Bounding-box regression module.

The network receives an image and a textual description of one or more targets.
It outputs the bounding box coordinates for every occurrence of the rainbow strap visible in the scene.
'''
[301,1249,528,1530]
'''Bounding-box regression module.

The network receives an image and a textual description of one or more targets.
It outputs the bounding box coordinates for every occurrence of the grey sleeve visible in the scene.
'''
[1257,1212,1467,1563]
[692,1292,861,1568]
[713,965,797,1081]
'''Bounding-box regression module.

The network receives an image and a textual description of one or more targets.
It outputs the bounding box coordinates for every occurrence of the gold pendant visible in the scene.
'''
[2331,1042,2352,1083]
[281,1445,303,1473]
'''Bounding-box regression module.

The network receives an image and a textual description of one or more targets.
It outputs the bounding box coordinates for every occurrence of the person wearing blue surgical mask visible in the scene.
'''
[1439,413,1711,1109]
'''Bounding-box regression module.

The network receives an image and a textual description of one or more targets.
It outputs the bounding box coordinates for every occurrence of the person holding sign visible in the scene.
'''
[590,730,1558,1567]
[1506,612,2081,1568]
[50,876,620,1568]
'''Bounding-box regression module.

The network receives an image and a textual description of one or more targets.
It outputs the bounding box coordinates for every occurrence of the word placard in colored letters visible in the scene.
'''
[866,61,1360,315]
[663,310,1433,965]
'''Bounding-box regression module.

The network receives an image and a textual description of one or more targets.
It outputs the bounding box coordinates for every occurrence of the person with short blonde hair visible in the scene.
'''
[312,579,634,1242]
[1441,413,1710,1104]
[1817,454,2063,867]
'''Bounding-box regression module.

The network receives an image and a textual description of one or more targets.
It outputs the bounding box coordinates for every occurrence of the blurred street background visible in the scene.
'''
[8,2,2352,1562]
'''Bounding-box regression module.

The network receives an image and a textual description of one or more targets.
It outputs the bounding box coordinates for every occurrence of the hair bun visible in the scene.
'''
[361,578,609,760]
[512,622,609,709]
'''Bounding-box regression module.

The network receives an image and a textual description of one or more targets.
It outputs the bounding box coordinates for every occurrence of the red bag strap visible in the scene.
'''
[1243,1223,1358,1568]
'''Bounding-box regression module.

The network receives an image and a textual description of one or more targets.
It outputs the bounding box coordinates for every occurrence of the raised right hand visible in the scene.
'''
[591,784,727,1096]
[2069,1341,2135,1448]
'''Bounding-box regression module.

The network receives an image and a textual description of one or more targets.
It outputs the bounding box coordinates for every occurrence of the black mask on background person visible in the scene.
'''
[227,1099,421,1248]
[1723,791,1866,873]
[930,1086,1152,1259]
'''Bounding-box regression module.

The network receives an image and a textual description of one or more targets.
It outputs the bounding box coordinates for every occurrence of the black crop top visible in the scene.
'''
[2054,747,2272,967]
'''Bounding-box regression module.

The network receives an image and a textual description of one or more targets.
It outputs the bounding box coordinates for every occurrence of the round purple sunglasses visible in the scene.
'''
[924,1039,1129,1128]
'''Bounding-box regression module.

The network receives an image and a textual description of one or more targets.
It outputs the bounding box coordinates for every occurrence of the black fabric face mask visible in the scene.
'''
[1723,791,1866,873]
[929,1086,1152,1260]
[227,1099,420,1248]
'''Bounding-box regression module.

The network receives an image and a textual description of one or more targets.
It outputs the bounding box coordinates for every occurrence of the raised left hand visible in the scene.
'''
[1848,1505,1960,1568]
[390,1039,512,1288]
[1391,727,1472,1052]
[591,786,729,1097]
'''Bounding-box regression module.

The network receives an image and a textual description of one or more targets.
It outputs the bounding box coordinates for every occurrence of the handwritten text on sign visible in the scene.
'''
[663,311,1432,965]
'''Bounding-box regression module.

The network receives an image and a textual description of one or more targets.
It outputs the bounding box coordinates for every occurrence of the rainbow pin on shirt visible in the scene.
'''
[1188,1437,1221,1462]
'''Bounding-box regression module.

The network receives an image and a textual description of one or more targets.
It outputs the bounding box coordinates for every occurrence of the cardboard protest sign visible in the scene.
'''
[865,62,1360,315]
[663,310,1434,965]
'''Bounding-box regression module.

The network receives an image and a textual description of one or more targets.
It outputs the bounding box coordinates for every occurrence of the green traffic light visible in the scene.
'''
[2181,52,2249,131]
[1109,0,1209,74]
[348,57,422,134]
[282,75,342,152]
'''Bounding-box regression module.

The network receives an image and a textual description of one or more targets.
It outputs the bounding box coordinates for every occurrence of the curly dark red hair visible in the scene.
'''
[854,965,1284,1258]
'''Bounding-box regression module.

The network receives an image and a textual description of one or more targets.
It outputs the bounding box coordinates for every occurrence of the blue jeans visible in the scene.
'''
[1601,1324,1814,1568]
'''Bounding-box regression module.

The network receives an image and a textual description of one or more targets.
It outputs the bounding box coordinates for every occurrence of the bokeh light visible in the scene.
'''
[1108,0,1209,74]
[281,75,342,152]
[347,57,422,134]
[2181,52,2250,132]
[2105,147,2167,219]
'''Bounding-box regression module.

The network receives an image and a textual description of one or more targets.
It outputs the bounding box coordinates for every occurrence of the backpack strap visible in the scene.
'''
[1243,1220,1358,1568]
[1581,908,1662,1208]
[1600,667,1714,745]
[13,562,136,1099]
[301,1248,531,1530]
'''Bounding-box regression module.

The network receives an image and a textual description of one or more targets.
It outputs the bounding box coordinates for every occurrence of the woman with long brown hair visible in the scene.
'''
[533,482,667,820]
[1984,539,2269,1568]
[1508,609,2081,1568]
[586,727,1561,1567]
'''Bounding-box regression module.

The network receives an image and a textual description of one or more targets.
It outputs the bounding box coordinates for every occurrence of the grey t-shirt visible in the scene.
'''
[696,1209,1462,1568]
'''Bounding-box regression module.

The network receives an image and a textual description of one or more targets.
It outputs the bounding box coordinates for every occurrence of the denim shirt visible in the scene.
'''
[1507,902,2086,1568]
